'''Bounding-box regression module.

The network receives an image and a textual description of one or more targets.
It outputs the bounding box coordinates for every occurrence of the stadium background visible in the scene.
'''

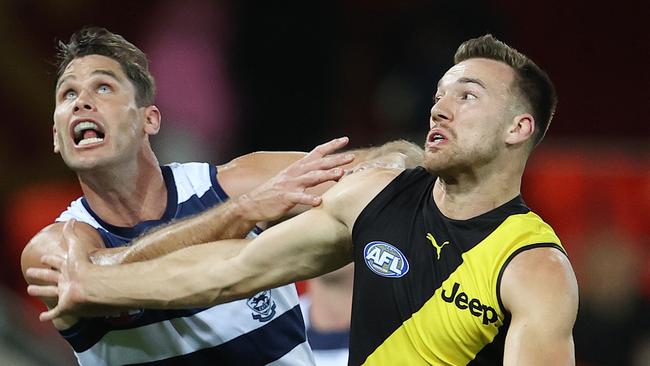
[0,0,647,364]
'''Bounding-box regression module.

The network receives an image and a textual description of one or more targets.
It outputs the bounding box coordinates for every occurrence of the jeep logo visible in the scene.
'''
[441,282,498,325]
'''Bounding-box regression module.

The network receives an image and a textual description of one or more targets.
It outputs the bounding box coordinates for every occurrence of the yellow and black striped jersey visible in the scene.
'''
[350,167,565,365]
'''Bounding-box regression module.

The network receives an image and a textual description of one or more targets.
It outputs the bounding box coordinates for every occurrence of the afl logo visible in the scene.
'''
[364,241,409,278]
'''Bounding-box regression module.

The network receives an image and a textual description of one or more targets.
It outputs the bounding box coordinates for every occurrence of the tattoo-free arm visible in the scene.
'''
[502,247,579,365]
[21,222,104,329]
[30,202,352,317]
[27,168,400,321]
[90,137,355,265]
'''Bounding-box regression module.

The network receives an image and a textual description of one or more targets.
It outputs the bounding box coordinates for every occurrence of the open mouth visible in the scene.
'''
[73,121,105,146]
[429,132,447,145]
[431,133,445,144]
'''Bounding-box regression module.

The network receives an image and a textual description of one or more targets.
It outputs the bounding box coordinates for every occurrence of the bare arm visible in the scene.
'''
[27,168,401,321]
[90,139,423,266]
[21,222,104,329]
[502,247,579,365]
[90,137,355,265]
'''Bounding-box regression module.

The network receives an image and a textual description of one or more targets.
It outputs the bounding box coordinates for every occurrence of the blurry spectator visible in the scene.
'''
[300,264,354,366]
[574,229,650,366]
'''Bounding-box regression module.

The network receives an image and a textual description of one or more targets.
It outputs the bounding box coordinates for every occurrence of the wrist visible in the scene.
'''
[231,194,262,224]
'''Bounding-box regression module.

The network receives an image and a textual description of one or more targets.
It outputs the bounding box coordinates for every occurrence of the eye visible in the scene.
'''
[97,84,112,94]
[63,89,77,100]
[433,94,442,104]
[462,92,477,100]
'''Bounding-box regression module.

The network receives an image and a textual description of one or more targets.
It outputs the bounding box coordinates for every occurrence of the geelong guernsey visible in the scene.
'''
[350,167,565,365]
[55,162,315,366]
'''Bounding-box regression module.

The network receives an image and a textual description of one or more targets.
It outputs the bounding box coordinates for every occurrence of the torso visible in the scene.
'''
[56,162,314,366]
[348,167,564,365]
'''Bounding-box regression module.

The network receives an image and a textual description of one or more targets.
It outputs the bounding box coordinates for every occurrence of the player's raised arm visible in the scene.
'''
[90,136,355,265]
[27,168,401,322]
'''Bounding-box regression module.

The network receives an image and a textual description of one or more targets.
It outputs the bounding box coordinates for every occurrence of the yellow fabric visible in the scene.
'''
[362,211,563,365]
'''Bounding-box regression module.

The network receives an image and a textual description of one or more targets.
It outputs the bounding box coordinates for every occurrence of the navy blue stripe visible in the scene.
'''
[80,166,179,239]
[211,164,230,201]
[126,305,307,366]
[307,327,349,350]
[83,165,227,245]
[61,307,212,352]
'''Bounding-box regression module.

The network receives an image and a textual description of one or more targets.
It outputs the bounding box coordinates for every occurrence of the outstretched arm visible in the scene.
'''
[29,202,352,320]
[90,138,423,266]
[90,137,355,265]
[501,247,579,365]
[27,168,401,322]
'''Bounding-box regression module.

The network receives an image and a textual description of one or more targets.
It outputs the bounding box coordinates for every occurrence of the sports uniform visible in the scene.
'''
[56,162,315,366]
[350,167,565,365]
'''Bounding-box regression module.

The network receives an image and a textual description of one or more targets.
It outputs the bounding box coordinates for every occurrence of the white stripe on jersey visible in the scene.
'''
[75,286,308,365]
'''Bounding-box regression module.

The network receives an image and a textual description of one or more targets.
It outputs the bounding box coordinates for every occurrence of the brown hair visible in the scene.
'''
[56,27,155,107]
[454,34,557,147]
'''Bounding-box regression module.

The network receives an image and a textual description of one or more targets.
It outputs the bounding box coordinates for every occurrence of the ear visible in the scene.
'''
[505,113,535,146]
[53,124,60,154]
[143,105,161,136]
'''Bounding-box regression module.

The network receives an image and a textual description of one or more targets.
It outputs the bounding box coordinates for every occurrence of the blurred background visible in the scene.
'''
[0,0,647,365]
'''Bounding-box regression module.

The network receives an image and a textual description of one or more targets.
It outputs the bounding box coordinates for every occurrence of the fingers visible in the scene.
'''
[292,168,346,188]
[63,218,92,265]
[39,307,61,322]
[283,192,322,207]
[27,284,59,298]
[26,267,61,284]
[303,137,350,162]
[300,153,355,173]
[42,254,65,269]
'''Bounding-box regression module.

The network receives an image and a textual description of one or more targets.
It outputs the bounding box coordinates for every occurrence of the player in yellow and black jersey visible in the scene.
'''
[350,167,566,365]
[27,35,578,366]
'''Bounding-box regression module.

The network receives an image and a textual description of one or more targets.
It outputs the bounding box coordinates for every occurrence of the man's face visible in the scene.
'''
[53,54,148,171]
[423,58,518,175]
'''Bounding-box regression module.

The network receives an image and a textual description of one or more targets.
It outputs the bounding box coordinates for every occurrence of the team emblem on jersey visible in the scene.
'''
[363,241,409,278]
[247,290,277,322]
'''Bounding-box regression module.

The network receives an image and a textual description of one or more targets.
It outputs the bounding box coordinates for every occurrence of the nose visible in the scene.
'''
[73,90,96,113]
[430,97,453,126]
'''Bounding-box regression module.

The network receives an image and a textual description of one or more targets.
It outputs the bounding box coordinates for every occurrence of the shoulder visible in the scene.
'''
[217,152,306,197]
[21,221,103,279]
[501,247,578,320]
[321,167,403,228]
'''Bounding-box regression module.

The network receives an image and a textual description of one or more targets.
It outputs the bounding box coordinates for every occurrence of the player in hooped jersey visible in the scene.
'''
[27,35,578,364]
[21,27,424,365]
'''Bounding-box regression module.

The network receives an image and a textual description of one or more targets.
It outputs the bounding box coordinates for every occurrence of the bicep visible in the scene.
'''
[502,247,578,365]
[217,152,305,197]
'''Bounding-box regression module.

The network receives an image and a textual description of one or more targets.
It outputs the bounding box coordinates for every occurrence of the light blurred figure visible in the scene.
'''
[300,264,354,366]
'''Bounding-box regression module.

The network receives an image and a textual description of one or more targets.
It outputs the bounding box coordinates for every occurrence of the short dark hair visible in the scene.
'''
[454,34,557,147]
[56,27,155,107]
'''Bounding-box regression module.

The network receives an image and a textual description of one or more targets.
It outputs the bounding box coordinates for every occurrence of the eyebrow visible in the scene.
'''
[437,76,487,91]
[56,69,122,91]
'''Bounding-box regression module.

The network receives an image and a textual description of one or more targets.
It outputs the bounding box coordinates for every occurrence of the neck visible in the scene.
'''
[308,278,353,332]
[77,149,167,227]
[432,157,525,220]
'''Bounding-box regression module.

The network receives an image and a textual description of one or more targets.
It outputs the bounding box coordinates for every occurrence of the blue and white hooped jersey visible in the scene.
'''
[55,162,315,366]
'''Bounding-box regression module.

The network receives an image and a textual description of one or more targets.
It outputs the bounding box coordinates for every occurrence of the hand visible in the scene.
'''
[26,220,92,322]
[239,137,354,222]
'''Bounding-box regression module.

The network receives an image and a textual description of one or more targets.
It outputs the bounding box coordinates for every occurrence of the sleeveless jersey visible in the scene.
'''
[55,162,315,366]
[349,167,565,365]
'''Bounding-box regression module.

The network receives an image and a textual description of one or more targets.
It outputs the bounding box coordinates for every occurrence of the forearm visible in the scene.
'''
[82,239,252,309]
[94,197,258,265]
[80,209,351,310]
